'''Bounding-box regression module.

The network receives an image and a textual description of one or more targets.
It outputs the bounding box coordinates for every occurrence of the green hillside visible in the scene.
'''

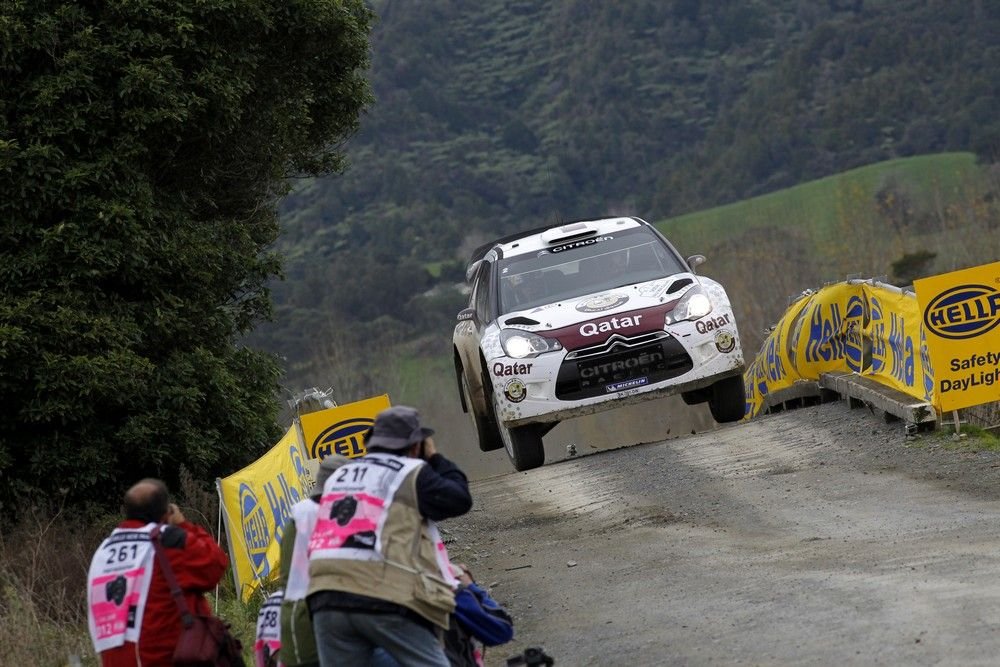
[657,152,986,255]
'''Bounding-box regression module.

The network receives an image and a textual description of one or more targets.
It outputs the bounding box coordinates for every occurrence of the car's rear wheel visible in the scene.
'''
[461,369,503,452]
[708,375,746,423]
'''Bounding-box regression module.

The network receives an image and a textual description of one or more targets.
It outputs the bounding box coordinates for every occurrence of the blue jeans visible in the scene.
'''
[312,609,449,667]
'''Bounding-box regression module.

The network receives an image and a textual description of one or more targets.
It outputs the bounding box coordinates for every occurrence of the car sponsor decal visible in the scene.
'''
[581,350,665,379]
[503,378,527,402]
[638,280,669,297]
[576,293,630,313]
[545,300,679,350]
[606,377,648,393]
[580,314,643,336]
[715,330,736,353]
[550,235,614,253]
[695,313,732,334]
[493,361,533,376]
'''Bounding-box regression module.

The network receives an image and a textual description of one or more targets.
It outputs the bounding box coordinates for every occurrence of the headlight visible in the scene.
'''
[499,329,562,359]
[665,287,713,325]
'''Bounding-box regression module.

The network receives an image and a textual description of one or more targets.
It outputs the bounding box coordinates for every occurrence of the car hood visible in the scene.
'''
[497,274,705,348]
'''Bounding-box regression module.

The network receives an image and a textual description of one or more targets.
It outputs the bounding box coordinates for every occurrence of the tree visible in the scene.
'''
[0,0,373,510]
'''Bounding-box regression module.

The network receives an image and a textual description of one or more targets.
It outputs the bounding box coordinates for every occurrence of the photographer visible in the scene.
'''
[307,406,473,667]
[87,479,229,666]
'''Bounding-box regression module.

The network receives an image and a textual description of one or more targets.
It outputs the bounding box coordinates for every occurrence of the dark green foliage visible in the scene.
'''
[891,250,937,286]
[0,0,373,509]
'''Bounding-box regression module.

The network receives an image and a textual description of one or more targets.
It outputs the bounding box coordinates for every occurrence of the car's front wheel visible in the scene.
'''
[708,375,746,423]
[490,393,545,471]
[499,421,545,471]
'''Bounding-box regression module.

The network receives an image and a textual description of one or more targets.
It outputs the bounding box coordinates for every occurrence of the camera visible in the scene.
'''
[506,647,554,666]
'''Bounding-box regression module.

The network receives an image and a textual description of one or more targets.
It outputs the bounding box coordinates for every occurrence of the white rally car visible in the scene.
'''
[453,216,745,471]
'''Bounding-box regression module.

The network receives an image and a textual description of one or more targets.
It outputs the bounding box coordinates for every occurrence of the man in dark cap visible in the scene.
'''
[307,406,473,667]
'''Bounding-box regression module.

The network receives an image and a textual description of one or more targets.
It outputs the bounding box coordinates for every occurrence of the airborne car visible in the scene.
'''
[453,217,745,471]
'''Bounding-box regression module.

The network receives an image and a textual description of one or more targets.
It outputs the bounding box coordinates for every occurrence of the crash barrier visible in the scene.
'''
[743,279,935,421]
[216,394,390,601]
[745,262,1000,433]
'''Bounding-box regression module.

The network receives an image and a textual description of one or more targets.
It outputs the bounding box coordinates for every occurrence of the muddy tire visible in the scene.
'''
[499,422,545,471]
[460,367,503,452]
[709,375,746,423]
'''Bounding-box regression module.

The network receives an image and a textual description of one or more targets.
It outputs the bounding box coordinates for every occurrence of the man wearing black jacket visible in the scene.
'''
[307,405,473,667]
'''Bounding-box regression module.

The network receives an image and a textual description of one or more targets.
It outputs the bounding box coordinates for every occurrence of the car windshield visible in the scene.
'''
[497,227,686,314]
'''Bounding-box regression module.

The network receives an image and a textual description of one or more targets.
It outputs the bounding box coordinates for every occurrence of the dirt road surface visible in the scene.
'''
[443,401,1000,666]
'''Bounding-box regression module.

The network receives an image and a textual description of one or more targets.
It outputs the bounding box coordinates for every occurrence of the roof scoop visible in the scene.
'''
[541,221,598,245]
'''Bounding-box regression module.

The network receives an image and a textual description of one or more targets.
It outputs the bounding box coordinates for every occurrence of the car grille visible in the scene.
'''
[555,333,692,400]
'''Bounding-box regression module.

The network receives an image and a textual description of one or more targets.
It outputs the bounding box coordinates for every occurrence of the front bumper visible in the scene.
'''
[488,317,745,428]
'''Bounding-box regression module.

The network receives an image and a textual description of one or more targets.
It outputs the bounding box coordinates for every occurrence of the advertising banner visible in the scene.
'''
[914,262,1000,412]
[743,293,811,418]
[744,280,937,419]
[218,394,391,601]
[217,427,315,602]
[298,394,391,459]
[862,283,932,401]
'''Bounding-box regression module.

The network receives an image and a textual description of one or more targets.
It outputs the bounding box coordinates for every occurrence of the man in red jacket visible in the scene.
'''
[87,478,229,666]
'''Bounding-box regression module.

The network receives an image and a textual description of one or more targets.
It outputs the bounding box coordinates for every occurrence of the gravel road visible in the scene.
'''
[443,400,1000,666]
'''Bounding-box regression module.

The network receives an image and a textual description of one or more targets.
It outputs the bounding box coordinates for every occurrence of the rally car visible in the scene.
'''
[453,216,745,471]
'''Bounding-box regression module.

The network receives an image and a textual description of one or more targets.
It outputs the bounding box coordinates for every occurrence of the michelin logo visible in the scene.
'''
[606,377,648,393]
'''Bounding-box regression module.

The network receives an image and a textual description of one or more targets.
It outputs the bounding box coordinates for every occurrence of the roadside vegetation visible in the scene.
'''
[3,1,999,664]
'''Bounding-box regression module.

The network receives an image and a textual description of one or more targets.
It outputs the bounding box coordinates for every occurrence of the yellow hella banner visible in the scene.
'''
[914,261,1000,412]
[744,281,934,419]
[299,394,390,459]
[217,394,390,601]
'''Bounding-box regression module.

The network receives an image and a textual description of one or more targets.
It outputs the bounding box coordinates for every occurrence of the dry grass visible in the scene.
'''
[0,503,113,666]
[0,479,258,667]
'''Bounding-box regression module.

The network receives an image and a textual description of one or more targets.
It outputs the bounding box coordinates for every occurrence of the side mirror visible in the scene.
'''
[457,308,476,322]
[686,254,706,273]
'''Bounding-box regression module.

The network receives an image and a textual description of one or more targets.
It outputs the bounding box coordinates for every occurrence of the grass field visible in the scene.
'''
[654,152,987,258]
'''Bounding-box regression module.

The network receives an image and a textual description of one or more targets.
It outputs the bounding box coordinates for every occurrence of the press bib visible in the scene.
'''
[308,453,423,561]
[86,524,157,653]
[254,589,283,667]
[285,500,318,601]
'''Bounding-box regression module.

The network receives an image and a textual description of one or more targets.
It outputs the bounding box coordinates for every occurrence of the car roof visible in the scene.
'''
[467,216,646,266]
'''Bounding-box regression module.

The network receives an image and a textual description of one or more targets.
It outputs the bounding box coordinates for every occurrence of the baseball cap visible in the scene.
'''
[366,406,435,451]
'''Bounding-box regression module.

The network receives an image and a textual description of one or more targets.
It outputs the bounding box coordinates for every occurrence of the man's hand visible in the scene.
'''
[455,562,474,585]
[166,503,186,525]
[421,436,437,459]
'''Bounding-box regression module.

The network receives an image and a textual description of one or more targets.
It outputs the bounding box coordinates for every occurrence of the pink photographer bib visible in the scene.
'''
[86,524,157,653]
[309,454,423,562]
